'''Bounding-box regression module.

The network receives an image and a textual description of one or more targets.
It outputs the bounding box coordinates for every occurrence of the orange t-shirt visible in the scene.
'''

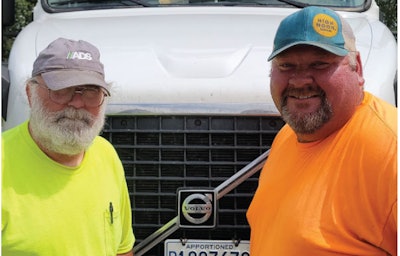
[247,92,397,255]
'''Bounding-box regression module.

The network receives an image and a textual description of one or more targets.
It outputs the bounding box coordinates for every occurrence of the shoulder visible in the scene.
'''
[93,135,114,147]
[2,122,28,141]
[92,135,122,158]
[84,136,125,177]
[2,122,30,152]
[340,93,397,166]
[271,124,296,147]
[345,93,397,148]
[90,136,120,157]
[361,92,397,136]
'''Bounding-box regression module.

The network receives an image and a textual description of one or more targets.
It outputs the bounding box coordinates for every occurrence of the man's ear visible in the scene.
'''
[356,52,365,87]
[26,82,33,107]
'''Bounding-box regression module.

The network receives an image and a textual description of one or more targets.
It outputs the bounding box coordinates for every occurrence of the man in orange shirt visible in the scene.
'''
[247,6,397,255]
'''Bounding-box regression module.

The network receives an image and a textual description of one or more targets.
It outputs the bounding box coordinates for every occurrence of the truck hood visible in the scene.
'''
[15,7,392,115]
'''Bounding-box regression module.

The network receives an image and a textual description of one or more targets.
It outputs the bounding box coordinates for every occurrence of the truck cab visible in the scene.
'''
[2,0,397,255]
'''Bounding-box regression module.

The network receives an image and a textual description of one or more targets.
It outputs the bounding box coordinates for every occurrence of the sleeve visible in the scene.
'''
[380,200,397,256]
[98,136,136,254]
[377,137,397,256]
[116,155,135,254]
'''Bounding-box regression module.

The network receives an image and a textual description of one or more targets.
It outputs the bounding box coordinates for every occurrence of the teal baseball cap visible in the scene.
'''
[268,6,350,61]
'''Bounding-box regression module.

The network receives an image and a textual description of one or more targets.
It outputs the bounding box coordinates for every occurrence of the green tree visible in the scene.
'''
[376,0,397,37]
[2,0,35,62]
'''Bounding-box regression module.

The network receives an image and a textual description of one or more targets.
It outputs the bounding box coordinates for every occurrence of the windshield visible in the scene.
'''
[44,0,370,11]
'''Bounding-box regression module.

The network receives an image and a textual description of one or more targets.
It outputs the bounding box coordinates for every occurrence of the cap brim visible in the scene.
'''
[268,42,349,61]
[41,70,110,95]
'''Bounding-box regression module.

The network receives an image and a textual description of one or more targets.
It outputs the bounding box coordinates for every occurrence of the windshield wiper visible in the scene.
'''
[50,0,152,8]
[187,0,275,6]
[275,0,309,8]
[121,0,153,7]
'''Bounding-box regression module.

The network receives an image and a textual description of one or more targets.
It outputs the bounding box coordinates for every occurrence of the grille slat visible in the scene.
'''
[102,115,284,256]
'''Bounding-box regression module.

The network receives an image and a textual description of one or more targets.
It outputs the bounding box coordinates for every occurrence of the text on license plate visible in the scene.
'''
[165,239,250,256]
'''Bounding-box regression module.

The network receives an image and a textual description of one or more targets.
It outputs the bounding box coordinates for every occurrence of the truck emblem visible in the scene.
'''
[178,189,217,228]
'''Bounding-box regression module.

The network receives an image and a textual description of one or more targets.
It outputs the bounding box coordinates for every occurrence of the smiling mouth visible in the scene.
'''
[282,86,326,106]
[289,93,320,100]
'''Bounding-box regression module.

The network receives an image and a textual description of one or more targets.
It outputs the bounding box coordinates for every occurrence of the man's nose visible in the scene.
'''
[67,92,86,108]
[288,68,314,88]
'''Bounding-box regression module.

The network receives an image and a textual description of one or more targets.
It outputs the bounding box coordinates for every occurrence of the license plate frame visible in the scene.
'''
[164,239,250,256]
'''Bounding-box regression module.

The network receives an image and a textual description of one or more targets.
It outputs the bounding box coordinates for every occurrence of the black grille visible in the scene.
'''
[101,115,284,256]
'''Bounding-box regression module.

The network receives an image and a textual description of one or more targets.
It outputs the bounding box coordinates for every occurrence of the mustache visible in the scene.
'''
[54,107,93,125]
[282,86,326,104]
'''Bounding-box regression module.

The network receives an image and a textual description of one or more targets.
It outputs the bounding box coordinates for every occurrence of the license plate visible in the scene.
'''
[164,239,250,256]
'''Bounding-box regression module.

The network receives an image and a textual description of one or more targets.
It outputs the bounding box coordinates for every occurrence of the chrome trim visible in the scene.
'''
[133,149,270,256]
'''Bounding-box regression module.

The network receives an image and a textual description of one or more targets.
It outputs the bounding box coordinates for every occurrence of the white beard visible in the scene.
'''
[29,87,106,155]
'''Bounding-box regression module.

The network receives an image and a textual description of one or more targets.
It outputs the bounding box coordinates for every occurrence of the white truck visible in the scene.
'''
[2,0,397,255]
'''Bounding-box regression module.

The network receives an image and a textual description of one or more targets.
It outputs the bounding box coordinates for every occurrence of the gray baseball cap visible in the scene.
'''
[32,38,110,95]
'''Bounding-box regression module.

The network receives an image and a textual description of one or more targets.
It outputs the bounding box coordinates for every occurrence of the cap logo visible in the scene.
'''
[312,13,338,38]
[66,51,93,61]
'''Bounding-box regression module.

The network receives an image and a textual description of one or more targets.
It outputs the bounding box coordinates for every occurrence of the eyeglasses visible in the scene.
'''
[36,83,108,107]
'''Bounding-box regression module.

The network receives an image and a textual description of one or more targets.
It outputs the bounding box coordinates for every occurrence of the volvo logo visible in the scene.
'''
[182,193,212,224]
[178,189,217,228]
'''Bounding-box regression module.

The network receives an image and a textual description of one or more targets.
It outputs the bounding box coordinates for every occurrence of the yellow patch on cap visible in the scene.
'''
[312,13,338,37]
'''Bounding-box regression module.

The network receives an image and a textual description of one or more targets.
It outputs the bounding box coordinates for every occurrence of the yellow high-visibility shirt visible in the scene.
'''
[2,121,135,256]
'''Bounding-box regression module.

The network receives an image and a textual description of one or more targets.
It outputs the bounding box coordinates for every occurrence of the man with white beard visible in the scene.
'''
[2,38,135,256]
